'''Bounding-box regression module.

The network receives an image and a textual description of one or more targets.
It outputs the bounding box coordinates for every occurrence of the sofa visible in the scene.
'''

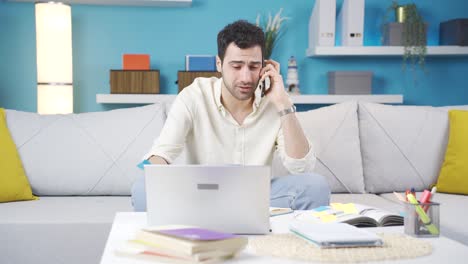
[1,100,467,264]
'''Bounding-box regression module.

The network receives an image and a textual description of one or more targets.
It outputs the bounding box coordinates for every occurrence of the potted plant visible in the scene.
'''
[383,1,427,71]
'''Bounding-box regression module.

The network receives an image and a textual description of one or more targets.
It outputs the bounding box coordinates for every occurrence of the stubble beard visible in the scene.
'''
[222,79,257,101]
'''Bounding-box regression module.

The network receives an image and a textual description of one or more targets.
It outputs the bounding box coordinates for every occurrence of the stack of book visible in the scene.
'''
[115,227,248,263]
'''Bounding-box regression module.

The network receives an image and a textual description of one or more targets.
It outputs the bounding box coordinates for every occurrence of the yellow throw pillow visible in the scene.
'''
[437,110,468,195]
[0,108,38,202]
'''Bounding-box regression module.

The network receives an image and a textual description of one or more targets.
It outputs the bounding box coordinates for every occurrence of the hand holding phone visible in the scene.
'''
[258,76,271,98]
[258,59,271,97]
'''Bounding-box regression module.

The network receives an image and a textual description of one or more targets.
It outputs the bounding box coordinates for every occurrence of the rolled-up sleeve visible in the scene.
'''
[142,94,193,163]
[275,127,316,174]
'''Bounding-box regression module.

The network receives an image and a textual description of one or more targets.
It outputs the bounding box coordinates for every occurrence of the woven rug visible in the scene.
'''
[248,233,432,263]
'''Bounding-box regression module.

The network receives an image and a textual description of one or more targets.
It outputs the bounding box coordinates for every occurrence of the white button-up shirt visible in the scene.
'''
[144,77,316,175]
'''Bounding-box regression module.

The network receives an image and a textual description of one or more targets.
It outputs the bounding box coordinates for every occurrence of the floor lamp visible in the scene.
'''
[35,2,73,114]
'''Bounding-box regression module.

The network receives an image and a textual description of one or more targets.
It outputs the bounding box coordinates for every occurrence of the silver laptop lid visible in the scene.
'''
[144,165,270,234]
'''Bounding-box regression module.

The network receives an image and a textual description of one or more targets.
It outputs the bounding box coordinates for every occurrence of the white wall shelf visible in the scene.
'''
[8,0,192,7]
[307,46,468,57]
[289,94,403,104]
[96,94,176,104]
[96,94,403,104]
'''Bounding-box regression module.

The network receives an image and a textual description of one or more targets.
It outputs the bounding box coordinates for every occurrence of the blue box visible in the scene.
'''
[185,55,216,71]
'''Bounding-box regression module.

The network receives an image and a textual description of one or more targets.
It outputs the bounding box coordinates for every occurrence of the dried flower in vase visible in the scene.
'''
[255,8,289,59]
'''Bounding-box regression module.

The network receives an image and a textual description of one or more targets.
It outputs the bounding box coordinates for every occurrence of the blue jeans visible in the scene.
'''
[131,172,330,212]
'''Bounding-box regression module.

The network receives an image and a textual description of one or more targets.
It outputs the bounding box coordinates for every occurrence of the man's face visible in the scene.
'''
[217,43,263,101]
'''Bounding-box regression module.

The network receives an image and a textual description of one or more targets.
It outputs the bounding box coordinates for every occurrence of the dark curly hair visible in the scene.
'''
[217,20,265,62]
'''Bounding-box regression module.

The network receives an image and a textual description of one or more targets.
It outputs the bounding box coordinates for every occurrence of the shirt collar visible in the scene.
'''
[214,77,223,110]
[252,85,263,111]
[214,78,263,113]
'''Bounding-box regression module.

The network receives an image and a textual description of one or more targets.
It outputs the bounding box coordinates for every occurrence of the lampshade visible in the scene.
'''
[35,2,73,114]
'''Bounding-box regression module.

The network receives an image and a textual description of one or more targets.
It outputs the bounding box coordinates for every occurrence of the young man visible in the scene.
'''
[132,20,330,211]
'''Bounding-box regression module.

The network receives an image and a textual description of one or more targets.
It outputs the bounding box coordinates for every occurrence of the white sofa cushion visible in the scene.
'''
[5,104,165,195]
[0,196,132,224]
[272,102,365,193]
[358,102,468,193]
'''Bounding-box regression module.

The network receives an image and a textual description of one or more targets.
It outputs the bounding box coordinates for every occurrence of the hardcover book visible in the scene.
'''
[136,227,247,255]
[157,228,237,241]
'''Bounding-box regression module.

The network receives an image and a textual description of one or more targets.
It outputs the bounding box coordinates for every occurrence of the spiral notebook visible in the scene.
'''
[289,221,383,248]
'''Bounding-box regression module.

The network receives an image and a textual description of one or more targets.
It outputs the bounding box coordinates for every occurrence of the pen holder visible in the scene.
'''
[404,202,440,237]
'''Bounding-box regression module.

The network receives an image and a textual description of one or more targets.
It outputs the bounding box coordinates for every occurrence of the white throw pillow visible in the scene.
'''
[358,102,468,193]
[272,101,365,193]
[5,104,165,195]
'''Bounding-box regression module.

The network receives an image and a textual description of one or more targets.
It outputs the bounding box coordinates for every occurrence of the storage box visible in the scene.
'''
[110,70,160,94]
[123,54,150,70]
[328,71,372,95]
[440,18,468,46]
[177,71,222,92]
[382,22,427,46]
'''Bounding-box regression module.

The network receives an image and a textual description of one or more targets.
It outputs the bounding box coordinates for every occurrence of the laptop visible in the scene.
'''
[144,165,271,234]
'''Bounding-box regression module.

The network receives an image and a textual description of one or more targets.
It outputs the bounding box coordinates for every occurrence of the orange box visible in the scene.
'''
[123,54,150,70]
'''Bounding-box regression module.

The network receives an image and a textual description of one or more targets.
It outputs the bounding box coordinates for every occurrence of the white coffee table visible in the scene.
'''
[100,212,468,264]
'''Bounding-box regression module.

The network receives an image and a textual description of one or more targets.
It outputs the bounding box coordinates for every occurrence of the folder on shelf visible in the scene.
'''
[309,0,336,48]
[337,0,365,46]
[185,55,216,71]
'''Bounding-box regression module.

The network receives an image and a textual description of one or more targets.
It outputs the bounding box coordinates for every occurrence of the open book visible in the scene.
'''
[296,203,403,227]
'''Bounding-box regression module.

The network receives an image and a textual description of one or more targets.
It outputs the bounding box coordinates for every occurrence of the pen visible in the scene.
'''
[406,193,439,235]
[405,189,411,201]
[393,192,406,202]
[420,189,432,203]
[419,189,432,212]
[422,186,437,212]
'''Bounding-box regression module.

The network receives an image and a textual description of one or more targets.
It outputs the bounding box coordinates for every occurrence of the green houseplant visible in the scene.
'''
[255,8,289,59]
[385,1,427,71]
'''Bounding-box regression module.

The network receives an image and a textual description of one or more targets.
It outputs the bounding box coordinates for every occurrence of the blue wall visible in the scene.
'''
[1,0,468,113]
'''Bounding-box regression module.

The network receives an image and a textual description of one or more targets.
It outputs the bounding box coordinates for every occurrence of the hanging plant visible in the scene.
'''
[385,1,427,71]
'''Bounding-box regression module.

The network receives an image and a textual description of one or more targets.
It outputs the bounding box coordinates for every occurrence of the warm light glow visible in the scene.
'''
[38,84,73,114]
[35,2,73,114]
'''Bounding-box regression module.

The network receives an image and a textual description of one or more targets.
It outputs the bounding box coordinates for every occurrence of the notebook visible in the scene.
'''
[289,221,383,248]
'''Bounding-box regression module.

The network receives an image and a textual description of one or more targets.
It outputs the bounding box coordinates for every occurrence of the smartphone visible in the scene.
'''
[258,61,271,97]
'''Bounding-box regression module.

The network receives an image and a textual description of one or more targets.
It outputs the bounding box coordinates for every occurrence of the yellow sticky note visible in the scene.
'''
[312,211,329,217]
[330,203,345,211]
[341,203,358,214]
[330,203,357,214]
[320,214,337,223]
